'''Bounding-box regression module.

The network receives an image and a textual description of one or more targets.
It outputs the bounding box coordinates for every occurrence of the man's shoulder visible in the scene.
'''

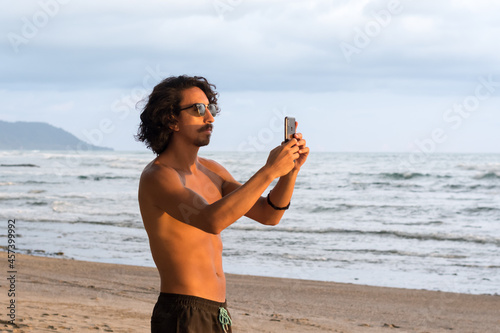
[198,157,230,176]
[198,156,223,171]
[140,159,179,184]
[198,157,236,183]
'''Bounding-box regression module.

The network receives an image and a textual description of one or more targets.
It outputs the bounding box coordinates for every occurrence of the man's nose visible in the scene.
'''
[204,108,215,122]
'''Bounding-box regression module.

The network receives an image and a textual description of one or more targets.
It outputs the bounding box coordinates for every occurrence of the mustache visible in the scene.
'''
[198,124,213,132]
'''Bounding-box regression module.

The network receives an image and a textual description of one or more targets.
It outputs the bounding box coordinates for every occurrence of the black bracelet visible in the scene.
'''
[266,193,290,210]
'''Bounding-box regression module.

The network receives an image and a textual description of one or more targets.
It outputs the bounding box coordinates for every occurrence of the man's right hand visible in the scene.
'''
[264,139,300,178]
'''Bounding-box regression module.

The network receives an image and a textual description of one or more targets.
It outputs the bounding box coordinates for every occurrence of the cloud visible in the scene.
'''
[1,0,499,152]
[3,0,499,92]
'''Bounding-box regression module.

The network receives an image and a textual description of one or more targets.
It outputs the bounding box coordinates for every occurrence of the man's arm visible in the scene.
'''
[140,139,300,234]
[223,132,309,226]
[245,170,299,225]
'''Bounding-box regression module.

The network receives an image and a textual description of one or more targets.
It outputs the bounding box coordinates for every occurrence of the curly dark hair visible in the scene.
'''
[135,75,218,155]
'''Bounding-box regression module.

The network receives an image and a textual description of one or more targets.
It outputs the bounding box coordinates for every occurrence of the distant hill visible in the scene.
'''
[0,121,112,151]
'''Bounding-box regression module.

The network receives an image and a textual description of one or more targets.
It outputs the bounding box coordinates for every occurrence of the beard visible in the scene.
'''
[194,136,211,147]
[194,124,213,147]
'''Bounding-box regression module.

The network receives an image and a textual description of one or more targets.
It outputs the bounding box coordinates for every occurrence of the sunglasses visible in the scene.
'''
[179,103,220,117]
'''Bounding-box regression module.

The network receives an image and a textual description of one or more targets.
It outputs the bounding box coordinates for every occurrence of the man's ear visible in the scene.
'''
[169,117,179,131]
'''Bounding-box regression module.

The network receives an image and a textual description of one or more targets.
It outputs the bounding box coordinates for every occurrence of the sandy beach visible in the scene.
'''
[1,253,498,333]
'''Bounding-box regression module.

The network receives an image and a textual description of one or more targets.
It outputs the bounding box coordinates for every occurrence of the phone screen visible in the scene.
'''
[284,117,296,142]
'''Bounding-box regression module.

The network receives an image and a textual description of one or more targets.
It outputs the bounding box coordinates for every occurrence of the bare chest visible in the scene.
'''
[182,170,223,204]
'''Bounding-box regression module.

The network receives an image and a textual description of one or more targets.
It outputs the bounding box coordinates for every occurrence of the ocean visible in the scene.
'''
[1,150,499,295]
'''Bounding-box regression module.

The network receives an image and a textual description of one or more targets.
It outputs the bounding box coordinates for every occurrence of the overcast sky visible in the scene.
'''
[2,0,499,153]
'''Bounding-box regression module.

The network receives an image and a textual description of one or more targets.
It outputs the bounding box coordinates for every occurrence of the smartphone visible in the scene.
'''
[284,117,296,142]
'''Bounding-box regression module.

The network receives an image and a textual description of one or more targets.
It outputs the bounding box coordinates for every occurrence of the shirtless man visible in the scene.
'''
[136,75,309,333]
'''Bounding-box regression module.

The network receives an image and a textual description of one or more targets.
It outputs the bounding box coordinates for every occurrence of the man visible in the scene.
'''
[136,75,309,333]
